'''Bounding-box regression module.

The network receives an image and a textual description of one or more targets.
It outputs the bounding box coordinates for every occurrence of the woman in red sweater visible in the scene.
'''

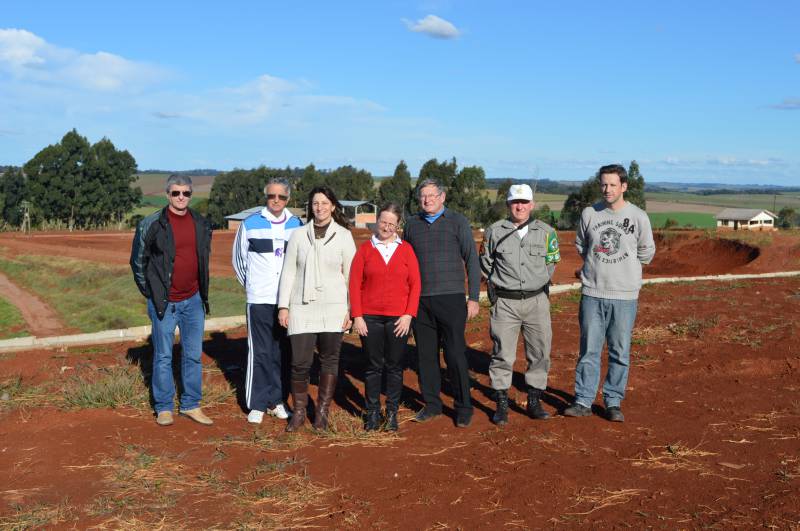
[349,202,421,431]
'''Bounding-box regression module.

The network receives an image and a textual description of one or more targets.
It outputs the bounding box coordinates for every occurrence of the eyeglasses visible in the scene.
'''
[169,190,192,198]
[267,194,289,201]
[420,193,441,200]
[378,220,398,230]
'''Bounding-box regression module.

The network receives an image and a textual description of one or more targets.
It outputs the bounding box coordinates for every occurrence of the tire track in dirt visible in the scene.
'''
[0,271,66,337]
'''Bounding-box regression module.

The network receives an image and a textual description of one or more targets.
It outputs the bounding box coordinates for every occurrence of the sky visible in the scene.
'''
[1,1,798,185]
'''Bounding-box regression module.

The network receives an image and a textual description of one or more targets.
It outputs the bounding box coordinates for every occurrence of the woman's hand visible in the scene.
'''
[342,311,353,332]
[394,314,412,337]
[353,316,368,336]
[278,308,289,328]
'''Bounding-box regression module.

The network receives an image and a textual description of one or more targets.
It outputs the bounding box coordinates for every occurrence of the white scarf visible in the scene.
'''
[302,222,335,303]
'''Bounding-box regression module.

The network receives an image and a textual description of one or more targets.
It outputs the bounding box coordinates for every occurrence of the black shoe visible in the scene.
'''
[455,410,473,428]
[563,402,592,417]
[413,407,441,423]
[606,406,625,423]
[364,409,382,431]
[492,389,509,426]
[526,388,550,420]
[384,408,399,432]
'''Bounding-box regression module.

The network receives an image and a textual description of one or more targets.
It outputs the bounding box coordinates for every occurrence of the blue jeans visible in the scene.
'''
[147,292,205,413]
[574,295,638,409]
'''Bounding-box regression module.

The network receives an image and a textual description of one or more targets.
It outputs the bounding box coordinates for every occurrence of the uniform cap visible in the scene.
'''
[507,184,533,202]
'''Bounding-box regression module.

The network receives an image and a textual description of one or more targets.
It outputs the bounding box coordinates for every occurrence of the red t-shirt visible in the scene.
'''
[167,209,199,302]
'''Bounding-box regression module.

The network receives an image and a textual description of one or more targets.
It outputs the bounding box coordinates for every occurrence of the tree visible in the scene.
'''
[0,166,27,226]
[776,207,799,229]
[326,165,374,201]
[485,178,514,224]
[559,178,601,229]
[418,157,457,189]
[626,160,647,210]
[86,138,141,229]
[378,160,412,211]
[448,165,489,225]
[206,168,266,228]
[23,130,140,229]
[292,164,323,208]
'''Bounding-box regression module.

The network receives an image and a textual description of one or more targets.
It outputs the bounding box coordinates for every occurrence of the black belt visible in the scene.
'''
[494,285,548,300]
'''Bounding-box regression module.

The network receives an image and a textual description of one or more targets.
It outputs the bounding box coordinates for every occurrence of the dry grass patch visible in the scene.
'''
[666,316,720,338]
[628,442,717,474]
[0,375,53,412]
[567,487,646,515]
[0,498,75,529]
[631,325,673,346]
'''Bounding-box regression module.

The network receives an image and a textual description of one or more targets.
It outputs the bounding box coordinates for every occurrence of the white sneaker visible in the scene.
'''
[247,410,264,424]
[267,403,291,420]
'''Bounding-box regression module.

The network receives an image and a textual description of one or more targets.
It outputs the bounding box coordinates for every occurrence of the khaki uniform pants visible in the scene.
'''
[489,293,552,390]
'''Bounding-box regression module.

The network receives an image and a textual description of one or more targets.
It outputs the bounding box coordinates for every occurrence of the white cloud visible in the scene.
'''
[795,53,800,63]
[770,98,800,110]
[0,28,166,92]
[151,74,386,128]
[403,15,461,39]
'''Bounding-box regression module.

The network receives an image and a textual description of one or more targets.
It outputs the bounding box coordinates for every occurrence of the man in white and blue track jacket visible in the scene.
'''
[232,177,303,424]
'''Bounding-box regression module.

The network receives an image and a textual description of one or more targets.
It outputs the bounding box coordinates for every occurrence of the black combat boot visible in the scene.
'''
[526,387,550,420]
[492,389,509,425]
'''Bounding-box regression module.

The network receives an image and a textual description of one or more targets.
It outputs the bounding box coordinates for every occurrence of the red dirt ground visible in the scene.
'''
[1,228,798,282]
[1,229,799,527]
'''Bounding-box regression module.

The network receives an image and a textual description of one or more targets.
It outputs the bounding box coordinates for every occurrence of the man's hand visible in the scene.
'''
[278,308,289,328]
[467,300,480,320]
[353,316,368,336]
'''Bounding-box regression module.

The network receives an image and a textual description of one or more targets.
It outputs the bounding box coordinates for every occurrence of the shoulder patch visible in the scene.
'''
[545,231,561,264]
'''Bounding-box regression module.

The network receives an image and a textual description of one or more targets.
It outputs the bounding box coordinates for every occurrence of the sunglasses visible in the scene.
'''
[169,190,192,198]
[267,194,289,201]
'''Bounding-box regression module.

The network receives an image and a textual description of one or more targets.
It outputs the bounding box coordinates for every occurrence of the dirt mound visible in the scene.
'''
[648,232,760,276]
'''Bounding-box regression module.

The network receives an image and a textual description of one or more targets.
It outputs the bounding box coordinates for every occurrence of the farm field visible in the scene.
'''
[647,191,800,212]
[0,271,798,528]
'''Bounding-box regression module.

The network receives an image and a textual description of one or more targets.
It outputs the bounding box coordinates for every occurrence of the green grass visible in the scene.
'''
[0,255,245,333]
[648,212,716,229]
[647,191,800,211]
[0,295,28,339]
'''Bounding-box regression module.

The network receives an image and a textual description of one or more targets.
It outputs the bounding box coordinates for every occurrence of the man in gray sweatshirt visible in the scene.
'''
[564,164,656,422]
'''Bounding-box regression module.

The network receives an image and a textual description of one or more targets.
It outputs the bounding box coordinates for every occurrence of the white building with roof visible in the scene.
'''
[715,208,777,231]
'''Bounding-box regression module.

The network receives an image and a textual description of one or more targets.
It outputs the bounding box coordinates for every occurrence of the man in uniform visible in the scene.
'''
[564,164,655,422]
[480,184,560,425]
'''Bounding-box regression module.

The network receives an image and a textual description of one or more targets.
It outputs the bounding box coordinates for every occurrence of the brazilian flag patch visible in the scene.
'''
[545,232,561,264]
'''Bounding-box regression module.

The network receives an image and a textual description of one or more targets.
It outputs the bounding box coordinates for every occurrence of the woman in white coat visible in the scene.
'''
[278,186,356,431]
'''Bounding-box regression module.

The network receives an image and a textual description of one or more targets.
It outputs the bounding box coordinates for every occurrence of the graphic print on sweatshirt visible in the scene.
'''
[590,217,636,265]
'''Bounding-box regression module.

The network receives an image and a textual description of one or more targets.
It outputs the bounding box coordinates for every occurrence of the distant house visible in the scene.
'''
[224,206,305,231]
[300,200,377,228]
[715,208,777,231]
[340,200,376,228]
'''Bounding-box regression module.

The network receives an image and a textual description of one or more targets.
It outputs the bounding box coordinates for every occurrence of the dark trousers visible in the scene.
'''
[413,294,472,415]
[361,315,409,412]
[245,303,285,411]
[289,332,343,381]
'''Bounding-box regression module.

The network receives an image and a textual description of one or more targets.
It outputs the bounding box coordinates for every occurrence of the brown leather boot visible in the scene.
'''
[285,380,308,432]
[312,373,337,431]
